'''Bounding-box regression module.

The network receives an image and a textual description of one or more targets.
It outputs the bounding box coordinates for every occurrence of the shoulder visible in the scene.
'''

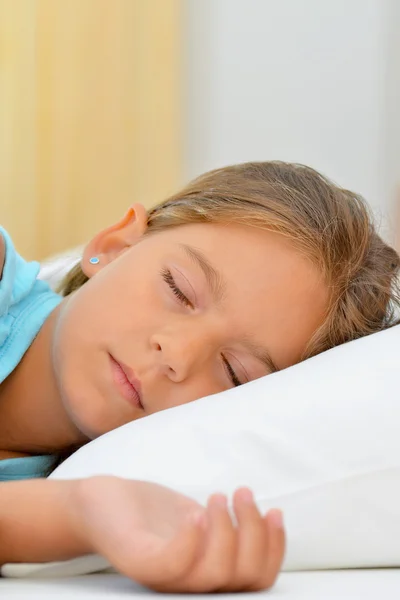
[0,232,4,280]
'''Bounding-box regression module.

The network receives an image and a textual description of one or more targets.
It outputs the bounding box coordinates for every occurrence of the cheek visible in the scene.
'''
[116,273,166,335]
[55,261,168,361]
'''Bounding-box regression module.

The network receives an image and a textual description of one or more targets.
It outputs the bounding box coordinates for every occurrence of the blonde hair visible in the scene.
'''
[59,161,400,359]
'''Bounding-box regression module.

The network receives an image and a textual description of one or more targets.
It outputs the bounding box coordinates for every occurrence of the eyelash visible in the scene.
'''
[161,268,193,308]
[222,354,242,387]
[161,268,241,388]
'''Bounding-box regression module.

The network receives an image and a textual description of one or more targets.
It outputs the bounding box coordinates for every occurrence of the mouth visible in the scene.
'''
[109,354,144,410]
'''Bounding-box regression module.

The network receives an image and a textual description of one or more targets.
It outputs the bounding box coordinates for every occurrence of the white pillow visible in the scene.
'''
[4,256,400,578]
[3,322,400,578]
[39,248,82,289]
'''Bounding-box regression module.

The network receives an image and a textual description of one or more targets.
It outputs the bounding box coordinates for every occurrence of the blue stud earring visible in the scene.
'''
[89,257,100,265]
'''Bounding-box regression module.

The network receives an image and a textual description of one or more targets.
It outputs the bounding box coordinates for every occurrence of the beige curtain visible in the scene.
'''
[0,0,182,259]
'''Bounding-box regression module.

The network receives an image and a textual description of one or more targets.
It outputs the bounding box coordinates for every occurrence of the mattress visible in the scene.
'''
[1,569,400,599]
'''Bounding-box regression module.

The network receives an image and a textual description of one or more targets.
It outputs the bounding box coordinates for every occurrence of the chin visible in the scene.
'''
[56,376,112,440]
[54,346,139,441]
[67,388,143,442]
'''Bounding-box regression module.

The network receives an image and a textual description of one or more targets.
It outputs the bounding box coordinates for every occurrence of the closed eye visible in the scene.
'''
[162,268,242,387]
[161,268,193,308]
[222,354,242,387]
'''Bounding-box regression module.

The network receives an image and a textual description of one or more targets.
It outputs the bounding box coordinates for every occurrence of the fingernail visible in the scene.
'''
[210,494,228,509]
[269,509,284,528]
[237,488,254,504]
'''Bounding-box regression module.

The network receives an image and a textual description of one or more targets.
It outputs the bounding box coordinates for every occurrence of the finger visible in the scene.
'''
[253,509,285,591]
[172,494,237,593]
[220,488,266,592]
[117,509,206,588]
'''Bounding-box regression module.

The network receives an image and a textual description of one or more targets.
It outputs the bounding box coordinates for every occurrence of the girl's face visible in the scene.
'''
[53,205,328,439]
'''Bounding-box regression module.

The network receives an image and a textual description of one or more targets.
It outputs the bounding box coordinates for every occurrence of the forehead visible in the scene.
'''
[149,223,329,369]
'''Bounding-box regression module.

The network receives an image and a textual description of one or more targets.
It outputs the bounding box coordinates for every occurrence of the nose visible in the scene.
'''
[150,327,213,383]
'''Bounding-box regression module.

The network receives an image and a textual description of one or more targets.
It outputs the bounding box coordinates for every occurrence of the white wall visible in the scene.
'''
[184,0,400,238]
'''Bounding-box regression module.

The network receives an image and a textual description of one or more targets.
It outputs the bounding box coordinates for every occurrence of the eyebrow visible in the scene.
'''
[179,244,226,304]
[242,339,280,374]
[179,243,280,375]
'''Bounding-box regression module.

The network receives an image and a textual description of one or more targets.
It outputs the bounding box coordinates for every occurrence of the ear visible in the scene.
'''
[82,203,148,277]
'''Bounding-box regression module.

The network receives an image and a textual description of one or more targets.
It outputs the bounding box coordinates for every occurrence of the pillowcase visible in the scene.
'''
[39,247,82,290]
[3,254,400,577]
[3,321,400,578]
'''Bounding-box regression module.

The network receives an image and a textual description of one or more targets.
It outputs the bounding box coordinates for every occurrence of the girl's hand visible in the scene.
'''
[72,476,285,593]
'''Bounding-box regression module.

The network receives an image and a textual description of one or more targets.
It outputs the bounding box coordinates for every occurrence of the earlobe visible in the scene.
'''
[81,203,148,277]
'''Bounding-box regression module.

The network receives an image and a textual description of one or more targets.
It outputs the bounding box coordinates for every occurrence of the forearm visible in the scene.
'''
[0,478,91,566]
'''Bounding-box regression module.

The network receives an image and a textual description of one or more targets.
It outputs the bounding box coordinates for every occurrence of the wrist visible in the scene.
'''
[65,477,103,556]
[67,476,120,556]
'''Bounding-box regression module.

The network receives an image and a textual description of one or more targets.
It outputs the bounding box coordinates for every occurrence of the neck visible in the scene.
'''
[0,303,87,455]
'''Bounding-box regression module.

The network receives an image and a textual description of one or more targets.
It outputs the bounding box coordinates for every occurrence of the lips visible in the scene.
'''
[109,355,144,410]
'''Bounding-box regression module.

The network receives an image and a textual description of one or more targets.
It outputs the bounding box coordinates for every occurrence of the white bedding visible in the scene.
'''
[2,570,400,599]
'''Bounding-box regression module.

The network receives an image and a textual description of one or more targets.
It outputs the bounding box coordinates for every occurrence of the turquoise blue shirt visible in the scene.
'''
[0,226,62,480]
